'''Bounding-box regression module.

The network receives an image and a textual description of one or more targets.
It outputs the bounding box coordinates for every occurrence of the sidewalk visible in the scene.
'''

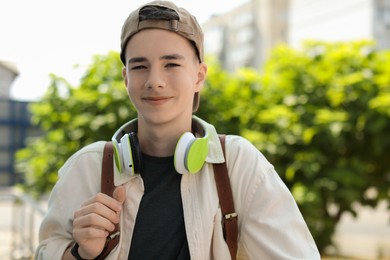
[332,201,390,259]
[0,198,14,259]
[0,187,46,260]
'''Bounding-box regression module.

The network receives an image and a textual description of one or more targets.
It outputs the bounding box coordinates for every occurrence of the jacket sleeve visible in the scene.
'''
[35,142,104,259]
[226,136,320,259]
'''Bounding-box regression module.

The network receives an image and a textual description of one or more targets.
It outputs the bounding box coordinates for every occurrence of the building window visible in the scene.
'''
[235,27,253,44]
[204,27,224,54]
[229,44,253,65]
[231,12,253,29]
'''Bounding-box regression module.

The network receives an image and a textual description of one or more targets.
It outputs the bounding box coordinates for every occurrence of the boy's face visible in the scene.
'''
[122,29,207,126]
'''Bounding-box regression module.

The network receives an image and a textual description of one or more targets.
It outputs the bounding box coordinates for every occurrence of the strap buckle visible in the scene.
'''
[224,212,238,220]
[169,20,179,31]
[109,231,120,240]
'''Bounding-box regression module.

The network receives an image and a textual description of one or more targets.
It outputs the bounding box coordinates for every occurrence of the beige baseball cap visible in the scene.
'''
[120,1,204,111]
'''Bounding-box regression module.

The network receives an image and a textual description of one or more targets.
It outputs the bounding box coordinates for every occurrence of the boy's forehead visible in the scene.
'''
[125,28,197,59]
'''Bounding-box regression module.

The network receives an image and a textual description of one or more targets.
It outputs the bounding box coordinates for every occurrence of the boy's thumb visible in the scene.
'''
[113,185,126,204]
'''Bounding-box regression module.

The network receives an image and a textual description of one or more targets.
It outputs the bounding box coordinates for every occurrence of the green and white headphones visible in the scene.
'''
[111,116,209,175]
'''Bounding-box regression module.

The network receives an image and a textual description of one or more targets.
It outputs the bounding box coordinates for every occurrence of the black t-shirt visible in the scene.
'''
[128,153,190,260]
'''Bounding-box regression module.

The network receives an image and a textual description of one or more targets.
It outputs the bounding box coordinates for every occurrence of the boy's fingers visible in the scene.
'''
[113,185,126,204]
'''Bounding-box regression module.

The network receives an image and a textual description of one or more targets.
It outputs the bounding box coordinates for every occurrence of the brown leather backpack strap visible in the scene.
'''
[102,141,115,196]
[213,135,238,260]
[95,141,120,260]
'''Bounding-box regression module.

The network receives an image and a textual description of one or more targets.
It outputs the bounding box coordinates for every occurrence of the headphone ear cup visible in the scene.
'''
[112,133,141,175]
[112,139,123,173]
[174,132,208,174]
[129,132,141,174]
[185,136,209,173]
[174,132,196,174]
[120,134,135,174]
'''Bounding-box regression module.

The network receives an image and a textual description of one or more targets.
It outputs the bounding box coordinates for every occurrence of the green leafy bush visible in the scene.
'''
[198,41,390,253]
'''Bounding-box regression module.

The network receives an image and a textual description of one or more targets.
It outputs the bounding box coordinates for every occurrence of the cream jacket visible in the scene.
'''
[36,119,320,260]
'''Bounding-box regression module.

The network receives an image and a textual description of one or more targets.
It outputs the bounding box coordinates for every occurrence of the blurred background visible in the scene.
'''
[1,0,389,259]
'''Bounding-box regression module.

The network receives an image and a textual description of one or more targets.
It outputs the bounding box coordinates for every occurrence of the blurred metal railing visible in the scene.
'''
[0,188,46,260]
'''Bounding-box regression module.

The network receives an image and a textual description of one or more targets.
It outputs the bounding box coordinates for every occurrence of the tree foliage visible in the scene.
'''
[16,51,137,196]
[198,41,390,253]
[16,42,390,254]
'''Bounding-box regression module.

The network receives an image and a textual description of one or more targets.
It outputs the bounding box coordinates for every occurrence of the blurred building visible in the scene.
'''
[289,0,390,49]
[202,0,390,72]
[202,0,290,72]
[0,61,18,98]
[0,61,39,186]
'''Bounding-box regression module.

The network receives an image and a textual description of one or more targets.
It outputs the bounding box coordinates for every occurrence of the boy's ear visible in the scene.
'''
[122,67,128,86]
[195,62,208,91]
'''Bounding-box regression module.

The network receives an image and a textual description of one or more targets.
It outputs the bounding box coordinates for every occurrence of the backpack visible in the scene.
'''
[98,135,238,259]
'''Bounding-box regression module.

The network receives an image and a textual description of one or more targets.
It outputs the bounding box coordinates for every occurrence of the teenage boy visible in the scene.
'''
[36,1,320,259]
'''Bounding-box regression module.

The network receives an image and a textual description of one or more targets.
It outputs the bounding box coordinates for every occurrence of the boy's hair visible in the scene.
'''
[139,5,179,21]
[120,1,204,111]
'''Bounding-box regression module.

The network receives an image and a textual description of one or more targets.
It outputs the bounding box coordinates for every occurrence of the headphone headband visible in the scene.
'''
[112,118,138,143]
[112,116,209,143]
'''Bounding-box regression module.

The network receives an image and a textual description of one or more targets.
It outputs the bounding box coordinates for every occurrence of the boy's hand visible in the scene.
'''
[71,186,126,259]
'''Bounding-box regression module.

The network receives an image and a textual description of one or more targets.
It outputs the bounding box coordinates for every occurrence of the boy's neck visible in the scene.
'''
[136,116,192,157]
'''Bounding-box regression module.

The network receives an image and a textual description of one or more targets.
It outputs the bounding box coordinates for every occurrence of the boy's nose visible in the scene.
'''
[145,68,165,89]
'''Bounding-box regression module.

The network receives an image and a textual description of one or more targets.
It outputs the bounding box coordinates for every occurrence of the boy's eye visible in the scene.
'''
[166,63,180,68]
[130,65,147,70]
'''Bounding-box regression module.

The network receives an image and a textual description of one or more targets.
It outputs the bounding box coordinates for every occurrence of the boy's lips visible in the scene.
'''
[144,96,169,101]
[142,96,173,104]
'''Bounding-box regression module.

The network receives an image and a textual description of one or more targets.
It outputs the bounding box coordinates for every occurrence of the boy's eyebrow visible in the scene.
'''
[128,54,185,64]
[128,57,147,64]
[160,54,185,60]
